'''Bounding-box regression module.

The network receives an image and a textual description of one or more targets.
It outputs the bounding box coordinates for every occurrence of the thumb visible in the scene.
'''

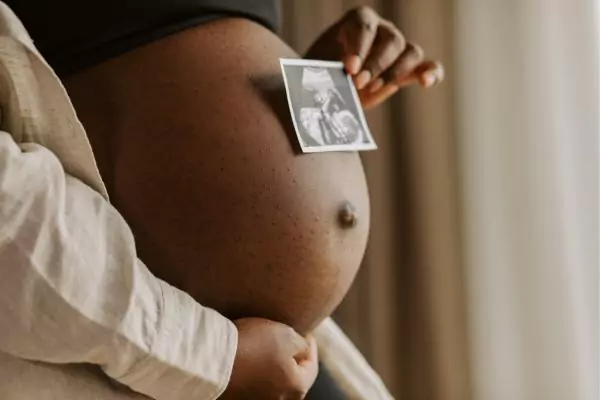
[292,333,313,364]
[293,334,317,365]
[295,335,319,389]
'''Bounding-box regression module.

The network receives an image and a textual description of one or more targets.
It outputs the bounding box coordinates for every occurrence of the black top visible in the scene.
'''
[7,0,280,76]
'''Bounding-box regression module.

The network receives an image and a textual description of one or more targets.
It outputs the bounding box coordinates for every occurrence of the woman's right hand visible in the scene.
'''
[220,317,319,399]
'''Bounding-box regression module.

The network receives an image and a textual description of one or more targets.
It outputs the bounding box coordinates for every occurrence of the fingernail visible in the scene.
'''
[346,55,362,75]
[423,73,437,88]
[354,70,372,90]
[368,78,384,93]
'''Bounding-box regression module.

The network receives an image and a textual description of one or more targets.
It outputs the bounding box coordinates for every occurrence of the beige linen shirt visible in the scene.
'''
[0,3,393,400]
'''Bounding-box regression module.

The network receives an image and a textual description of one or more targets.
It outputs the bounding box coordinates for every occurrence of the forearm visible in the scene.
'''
[0,133,237,400]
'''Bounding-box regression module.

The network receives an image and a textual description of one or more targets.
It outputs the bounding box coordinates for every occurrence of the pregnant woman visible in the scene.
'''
[8,1,442,398]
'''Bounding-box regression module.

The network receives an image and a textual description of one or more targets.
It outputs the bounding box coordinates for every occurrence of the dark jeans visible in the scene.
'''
[305,364,348,400]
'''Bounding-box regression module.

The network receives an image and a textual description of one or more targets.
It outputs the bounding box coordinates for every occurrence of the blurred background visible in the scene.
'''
[282,1,599,399]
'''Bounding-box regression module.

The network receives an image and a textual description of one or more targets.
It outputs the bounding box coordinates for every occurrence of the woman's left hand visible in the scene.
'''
[305,6,444,110]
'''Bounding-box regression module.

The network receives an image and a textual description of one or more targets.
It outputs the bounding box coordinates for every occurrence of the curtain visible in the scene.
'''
[281,1,598,399]
[455,1,599,399]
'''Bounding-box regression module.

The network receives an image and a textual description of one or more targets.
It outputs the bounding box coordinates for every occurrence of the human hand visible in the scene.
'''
[305,6,444,110]
[220,317,319,399]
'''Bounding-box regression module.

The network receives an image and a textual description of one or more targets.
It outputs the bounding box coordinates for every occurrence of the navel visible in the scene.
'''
[338,201,358,228]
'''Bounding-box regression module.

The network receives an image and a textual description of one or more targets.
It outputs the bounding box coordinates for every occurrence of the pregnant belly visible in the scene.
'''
[64,18,370,334]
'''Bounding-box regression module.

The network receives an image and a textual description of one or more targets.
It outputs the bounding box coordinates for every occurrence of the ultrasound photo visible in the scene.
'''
[280,59,377,153]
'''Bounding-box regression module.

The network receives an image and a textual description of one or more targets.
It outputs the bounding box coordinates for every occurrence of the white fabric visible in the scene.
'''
[0,3,237,400]
[0,3,394,400]
[454,1,599,399]
[313,318,394,400]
